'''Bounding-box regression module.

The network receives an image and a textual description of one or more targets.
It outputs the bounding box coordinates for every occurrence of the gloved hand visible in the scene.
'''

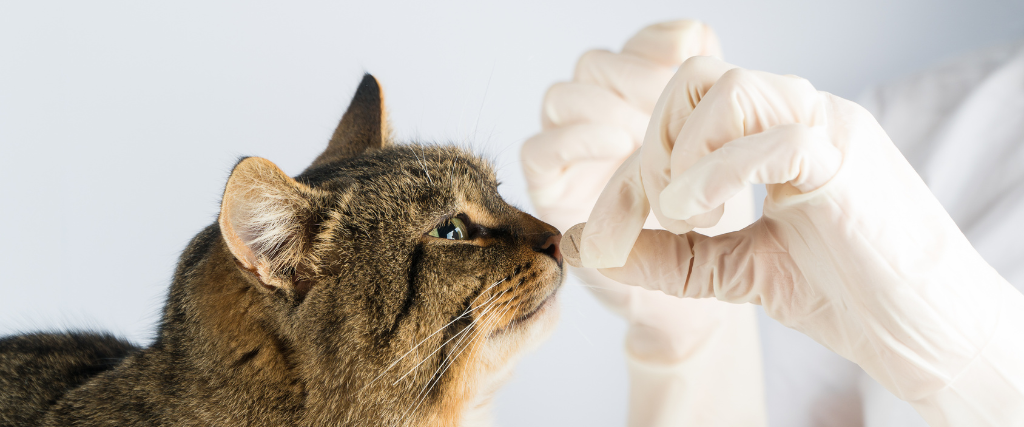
[568,56,1024,427]
[522,21,767,427]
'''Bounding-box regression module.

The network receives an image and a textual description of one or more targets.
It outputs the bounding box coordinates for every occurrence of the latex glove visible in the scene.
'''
[522,21,767,427]
[569,56,1024,426]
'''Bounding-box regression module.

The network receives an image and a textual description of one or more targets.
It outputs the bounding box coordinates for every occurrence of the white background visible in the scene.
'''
[2,1,1022,426]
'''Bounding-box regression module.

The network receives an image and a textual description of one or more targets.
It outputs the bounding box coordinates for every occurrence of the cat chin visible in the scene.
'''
[488,290,561,353]
[469,291,561,398]
[519,292,560,347]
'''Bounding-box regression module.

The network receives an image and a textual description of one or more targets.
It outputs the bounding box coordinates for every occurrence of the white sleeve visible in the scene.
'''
[857,40,1024,427]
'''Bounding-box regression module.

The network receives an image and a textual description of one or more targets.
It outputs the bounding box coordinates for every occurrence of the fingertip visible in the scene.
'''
[658,179,702,220]
[651,209,695,235]
[676,55,735,83]
[578,148,651,268]
[573,50,615,86]
[540,82,566,130]
[580,220,633,268]
[573,50,676,115]
[542,82,649,140]
[580,193,648,269]
[699,22,724,59]
[684,205,725,229]
[623,20,722,65]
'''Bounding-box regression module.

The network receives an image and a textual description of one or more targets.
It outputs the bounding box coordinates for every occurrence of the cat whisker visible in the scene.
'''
[390,312,480,387]
[471,60,494,140]
[426,289,515,378]
[357,278,511,394]
[401,322,479,419]
[571,307,596,347]
[390,286,513,386]
[399,300,506,418]
[403,293,523,420]
[393,270,535,420]
[436,280,526,382]
[415,145,434,186]
[427,295,527,400]
[572,284,616,293]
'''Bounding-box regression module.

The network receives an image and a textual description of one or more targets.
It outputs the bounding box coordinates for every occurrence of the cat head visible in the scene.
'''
[217,74,563,424]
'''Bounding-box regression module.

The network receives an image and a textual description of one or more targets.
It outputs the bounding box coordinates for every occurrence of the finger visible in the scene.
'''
[686,224,775,305]
[655,67,822,223]
[692,184,755,236]
[595,228,695,294]
[661,124,842,220]
[596,226,765,305]
[561,209,664,268]
[664,67,823,202]
[622,20,723,66]
[639,56,737,233]
[573,50,676,113]
[560,148,649,268]
[521,123,635,186]
[530,160,622,232]
[669,182,755,245]
[541,82,649,142]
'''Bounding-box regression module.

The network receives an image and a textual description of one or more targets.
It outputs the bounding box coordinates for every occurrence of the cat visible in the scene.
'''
[0,74,564,426]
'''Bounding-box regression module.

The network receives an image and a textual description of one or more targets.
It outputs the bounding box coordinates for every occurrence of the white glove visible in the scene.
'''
[568,56,1024,427]
[522,21,767,427]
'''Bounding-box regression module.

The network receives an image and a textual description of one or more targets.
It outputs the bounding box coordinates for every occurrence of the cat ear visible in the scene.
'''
[219,157,318,290]
[308,73,391,169]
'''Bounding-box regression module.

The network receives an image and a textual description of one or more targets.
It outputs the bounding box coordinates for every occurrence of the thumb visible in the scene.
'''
[598,228,697,297]
[563,223,764,304]
[684,225,765,304]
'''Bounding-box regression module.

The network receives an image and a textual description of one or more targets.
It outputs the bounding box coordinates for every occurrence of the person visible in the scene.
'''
[520,20,1024,427]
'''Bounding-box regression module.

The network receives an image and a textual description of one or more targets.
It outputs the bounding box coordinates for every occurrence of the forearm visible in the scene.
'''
[624,300,766,427]
[906,282,1024,427]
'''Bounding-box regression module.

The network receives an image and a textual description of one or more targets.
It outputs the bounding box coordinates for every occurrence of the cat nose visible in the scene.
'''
[534,232,563,267]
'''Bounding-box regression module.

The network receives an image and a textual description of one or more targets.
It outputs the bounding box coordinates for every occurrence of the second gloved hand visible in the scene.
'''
[569,56,1024,427]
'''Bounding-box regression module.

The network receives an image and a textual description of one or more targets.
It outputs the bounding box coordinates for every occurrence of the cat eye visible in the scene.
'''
[429,217,469,240]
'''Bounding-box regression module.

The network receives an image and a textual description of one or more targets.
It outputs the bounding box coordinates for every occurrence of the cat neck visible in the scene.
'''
[148,225,309,423]
[457,368,514,427]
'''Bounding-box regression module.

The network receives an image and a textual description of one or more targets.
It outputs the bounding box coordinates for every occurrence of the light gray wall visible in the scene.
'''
[2,1,1022,426]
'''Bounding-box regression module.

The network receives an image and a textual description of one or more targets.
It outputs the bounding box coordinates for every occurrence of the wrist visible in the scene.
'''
[903,284,1024,427]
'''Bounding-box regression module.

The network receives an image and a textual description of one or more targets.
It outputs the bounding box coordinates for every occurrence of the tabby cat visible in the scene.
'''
[0,74,564,426]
